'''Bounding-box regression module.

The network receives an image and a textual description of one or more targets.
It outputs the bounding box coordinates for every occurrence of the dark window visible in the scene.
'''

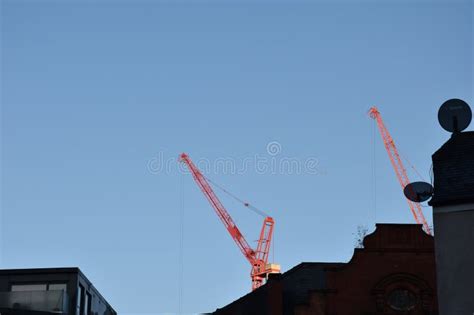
[77,284,85,315]
[85,292,92,315]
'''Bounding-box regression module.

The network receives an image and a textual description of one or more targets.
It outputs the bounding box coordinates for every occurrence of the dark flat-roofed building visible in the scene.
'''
[0,268,116,315]
[429,130,474,314]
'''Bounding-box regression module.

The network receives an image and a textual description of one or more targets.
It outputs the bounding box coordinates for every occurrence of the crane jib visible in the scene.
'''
[180,152,279,290]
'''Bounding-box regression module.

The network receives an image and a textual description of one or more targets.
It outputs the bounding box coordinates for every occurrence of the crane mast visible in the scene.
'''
[180,153,280,290]
[369,107,432,235]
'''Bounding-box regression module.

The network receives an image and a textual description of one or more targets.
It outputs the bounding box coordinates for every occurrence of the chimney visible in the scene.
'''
[429,130,474,315]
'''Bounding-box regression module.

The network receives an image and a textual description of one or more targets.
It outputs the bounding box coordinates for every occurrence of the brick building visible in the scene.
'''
[212,223,438,315]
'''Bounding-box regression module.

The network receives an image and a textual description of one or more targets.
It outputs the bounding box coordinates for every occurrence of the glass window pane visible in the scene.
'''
[11,284,47,291]
[86,293,92,315]
[77,284,84,315]
[83,293,89,315]
[49,284,67,291]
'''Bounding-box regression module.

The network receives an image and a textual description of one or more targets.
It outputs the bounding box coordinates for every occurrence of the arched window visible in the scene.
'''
[372,273,435,314]
[387,288,417,311]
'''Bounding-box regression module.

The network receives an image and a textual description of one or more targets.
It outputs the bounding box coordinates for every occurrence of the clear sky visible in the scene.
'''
[1,0,472,314]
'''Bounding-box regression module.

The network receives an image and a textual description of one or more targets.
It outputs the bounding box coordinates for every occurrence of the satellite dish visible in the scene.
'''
[438,99,472,133]
[404,181,434,203]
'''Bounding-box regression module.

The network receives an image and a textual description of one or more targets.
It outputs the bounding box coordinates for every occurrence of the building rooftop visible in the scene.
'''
[0,268,80,275]
[213,223,434,314]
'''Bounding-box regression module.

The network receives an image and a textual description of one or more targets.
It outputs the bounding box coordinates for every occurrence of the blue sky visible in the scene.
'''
[1,0,472,314]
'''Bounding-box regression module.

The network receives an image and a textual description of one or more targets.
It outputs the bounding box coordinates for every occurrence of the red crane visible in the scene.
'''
[369,107,432,235]
[180,153,280,290]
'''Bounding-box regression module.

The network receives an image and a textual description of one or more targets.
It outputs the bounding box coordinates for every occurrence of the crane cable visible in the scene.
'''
[398,151,427,182]
[178,173,184,315]
[398,148,431,210]
[202,174,270,218]
[372,117,377,225]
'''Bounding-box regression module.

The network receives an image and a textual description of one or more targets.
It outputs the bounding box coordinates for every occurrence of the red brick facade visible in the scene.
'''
[212,224,438,315]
